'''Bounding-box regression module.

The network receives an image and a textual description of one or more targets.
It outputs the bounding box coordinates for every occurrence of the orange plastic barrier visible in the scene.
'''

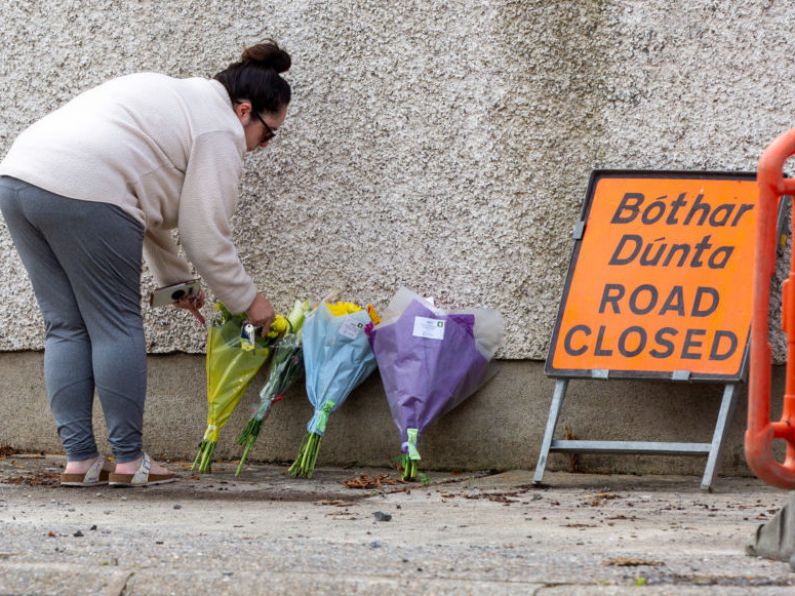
[747,129,795,489]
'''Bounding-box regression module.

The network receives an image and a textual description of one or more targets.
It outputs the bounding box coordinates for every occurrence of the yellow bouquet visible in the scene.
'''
[192,303,288,473]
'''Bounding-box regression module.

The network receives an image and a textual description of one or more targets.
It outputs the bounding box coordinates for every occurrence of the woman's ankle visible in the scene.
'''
[64,455,101,474]
[114,456,143,474]
[114,453,171,476]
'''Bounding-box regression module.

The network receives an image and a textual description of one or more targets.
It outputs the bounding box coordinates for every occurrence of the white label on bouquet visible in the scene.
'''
[338,319,363,339]
[413,316,445,340]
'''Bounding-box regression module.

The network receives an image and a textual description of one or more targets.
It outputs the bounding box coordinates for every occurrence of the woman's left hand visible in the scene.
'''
[175,289,206,326]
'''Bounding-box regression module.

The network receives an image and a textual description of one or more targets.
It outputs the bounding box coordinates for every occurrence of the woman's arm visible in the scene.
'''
[176,130,258,315]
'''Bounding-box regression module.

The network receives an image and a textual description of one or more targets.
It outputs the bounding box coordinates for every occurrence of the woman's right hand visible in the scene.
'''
[246,292,275,330]
[175,289,207,326]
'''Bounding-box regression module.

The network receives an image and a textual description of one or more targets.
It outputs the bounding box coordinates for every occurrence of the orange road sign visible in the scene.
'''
[546,170,758,381]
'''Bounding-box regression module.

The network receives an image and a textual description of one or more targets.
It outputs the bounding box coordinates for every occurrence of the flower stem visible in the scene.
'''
[400,454,418,481]
[288,432,311,477]
[234,418,264,477]
[191,442,204,472]
[235,437,255,477]
[289,432,323,478]
[192,440,216,474]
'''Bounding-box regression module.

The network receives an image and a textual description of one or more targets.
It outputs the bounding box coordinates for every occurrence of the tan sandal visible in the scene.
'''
[60,457,111,487]
[108,453,176,487]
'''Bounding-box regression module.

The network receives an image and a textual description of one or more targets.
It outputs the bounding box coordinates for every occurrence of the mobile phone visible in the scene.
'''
[149,279,202,308]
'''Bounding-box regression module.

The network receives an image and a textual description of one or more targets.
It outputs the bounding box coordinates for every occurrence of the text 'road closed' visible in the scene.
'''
[547,172,757,380]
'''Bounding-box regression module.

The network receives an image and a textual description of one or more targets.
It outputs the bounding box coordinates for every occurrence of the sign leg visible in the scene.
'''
[700,383,737,492]
[533,378,568,485]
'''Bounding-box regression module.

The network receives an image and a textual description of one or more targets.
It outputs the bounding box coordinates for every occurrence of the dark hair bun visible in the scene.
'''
[241,40,291,74]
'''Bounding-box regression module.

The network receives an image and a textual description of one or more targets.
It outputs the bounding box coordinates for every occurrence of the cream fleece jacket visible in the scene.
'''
[0,73,257,314]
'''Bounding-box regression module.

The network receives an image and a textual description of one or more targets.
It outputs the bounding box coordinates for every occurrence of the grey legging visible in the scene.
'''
[0,176,146,463]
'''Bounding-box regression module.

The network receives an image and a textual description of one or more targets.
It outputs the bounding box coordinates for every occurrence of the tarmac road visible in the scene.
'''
[0,454,793,595]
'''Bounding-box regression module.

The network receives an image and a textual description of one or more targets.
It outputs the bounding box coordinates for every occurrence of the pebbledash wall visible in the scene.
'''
[0,1,792,475]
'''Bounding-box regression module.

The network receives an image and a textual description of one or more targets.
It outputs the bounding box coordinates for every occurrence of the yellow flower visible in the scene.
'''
[367,304,381,325]
[325,301,363,317]
[267,314,290,338]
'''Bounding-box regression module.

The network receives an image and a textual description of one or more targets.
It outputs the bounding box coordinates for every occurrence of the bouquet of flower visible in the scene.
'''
[192,303,288,473]
[235,299,312,476]
[288,301,378,478]
[367,288,504,480]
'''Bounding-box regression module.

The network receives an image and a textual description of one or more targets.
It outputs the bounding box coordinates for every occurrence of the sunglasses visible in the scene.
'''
[253,112,277,142]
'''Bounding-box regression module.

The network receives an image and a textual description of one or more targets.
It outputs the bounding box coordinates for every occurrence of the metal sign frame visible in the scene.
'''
[533,378,737,491]
[534,170,786,491]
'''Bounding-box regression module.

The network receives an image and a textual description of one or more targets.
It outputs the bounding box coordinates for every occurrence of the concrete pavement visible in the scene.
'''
[1,454,794,594]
